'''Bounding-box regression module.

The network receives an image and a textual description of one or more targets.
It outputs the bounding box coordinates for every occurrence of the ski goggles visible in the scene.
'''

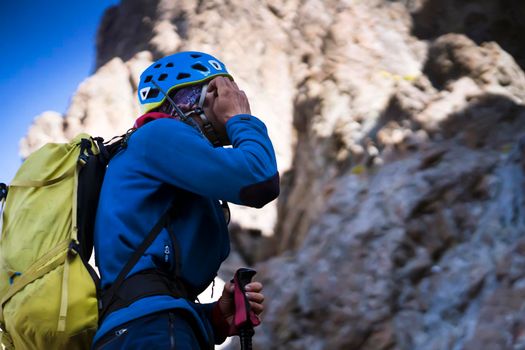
[171,84,205,109]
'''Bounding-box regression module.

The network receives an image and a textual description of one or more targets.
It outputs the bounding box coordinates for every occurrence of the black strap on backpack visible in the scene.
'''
[77,135,130,261]
[98,201,188,322]
[73,135,131,315]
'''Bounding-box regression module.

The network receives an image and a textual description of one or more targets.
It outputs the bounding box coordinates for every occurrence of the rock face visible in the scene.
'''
[21,0,525,349]
[411,0,525,70]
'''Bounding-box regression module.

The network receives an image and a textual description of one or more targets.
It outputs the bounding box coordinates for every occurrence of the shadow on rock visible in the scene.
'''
[441,93,525,149]
[410,0,525,71]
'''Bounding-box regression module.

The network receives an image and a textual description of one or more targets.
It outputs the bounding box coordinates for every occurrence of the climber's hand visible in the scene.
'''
[217,280,264,327]
[205,76,251,125]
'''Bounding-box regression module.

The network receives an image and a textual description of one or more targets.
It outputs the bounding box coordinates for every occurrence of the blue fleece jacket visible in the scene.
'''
[92,114,279,346]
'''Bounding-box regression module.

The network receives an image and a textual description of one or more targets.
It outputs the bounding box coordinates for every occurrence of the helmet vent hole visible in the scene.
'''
[147,89,160,99]
[166,63,174,67]
[191,63,209,72]
[144,75,153,83]
[190,54,202,58]
[154,64,162,68]
[158,73,168,81]
[176,73,191,80]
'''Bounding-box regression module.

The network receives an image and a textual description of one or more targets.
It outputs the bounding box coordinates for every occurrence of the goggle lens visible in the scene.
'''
[171,85,202,108]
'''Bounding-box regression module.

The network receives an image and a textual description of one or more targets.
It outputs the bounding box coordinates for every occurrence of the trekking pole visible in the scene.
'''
[233,268,259,350]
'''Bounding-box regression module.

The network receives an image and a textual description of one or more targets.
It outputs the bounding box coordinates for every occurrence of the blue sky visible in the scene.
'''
[0,1,120,183]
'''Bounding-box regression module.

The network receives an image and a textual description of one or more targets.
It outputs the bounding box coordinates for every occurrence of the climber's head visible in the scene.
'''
[137,51,233,114]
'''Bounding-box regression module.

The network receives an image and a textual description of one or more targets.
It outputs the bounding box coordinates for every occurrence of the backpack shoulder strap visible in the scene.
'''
[99,201,177,321]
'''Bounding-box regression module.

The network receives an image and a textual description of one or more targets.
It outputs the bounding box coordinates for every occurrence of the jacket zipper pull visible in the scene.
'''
[164,245,170,263]
[115,328,127,337]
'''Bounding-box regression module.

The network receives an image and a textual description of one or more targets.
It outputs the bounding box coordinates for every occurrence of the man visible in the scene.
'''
[92,51,279,349]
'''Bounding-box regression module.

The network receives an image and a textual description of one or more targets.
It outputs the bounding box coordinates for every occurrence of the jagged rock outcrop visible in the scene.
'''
[20,0,525,349]
[254,4,525,350]
[274,0,426,253]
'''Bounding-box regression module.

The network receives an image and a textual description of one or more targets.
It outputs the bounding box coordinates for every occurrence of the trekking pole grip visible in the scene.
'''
[233,268,257,350]
[236,268,256,293]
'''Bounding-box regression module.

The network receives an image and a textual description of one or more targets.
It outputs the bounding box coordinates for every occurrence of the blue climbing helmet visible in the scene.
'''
[138,51,233,113]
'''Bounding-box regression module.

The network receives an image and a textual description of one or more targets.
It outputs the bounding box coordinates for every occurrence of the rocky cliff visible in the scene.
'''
[21,0,525,349]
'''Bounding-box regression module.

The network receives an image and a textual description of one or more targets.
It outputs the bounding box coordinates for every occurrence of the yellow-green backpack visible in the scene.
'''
[0,133,124,350]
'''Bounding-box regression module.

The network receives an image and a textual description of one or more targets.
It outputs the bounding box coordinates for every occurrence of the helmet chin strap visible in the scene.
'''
[187,83,222,148]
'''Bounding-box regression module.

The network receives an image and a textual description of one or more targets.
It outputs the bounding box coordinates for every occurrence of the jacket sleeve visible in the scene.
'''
[130,114,279,207]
